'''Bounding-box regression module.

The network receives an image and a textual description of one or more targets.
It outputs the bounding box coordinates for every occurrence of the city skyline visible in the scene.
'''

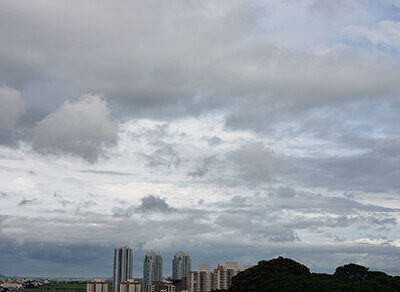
[1,0,400,279]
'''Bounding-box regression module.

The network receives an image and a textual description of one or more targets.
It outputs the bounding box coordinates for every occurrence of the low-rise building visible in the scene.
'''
[120,280,141,292]
[188,265,212,292]
[212,263,238,291]
[87,279,108,292]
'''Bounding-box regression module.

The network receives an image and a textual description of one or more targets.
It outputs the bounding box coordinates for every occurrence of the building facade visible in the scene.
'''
[172,252,191,280]
[212,263,238,291]
[147,279,188,292]
[188,265,212,292]
[188,262,239,292]
[120,280,141,292]
[87,279,108,292]
[143,252,163,291]
[114,247,133,292]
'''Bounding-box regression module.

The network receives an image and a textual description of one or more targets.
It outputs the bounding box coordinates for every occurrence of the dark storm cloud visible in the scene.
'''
[113,195,175,217]
[0,234,114,276]
[139,195,175,213]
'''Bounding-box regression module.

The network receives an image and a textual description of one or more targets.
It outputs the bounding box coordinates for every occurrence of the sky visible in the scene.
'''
[1,0,400,278]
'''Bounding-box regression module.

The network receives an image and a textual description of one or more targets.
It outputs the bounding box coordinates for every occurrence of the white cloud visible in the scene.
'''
[32,94,116,162]
[349,20,400,50]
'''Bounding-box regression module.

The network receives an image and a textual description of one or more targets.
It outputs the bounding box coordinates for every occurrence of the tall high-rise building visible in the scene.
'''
[172,252,191,280]
[113,247,133,292]
[143,252,163,291]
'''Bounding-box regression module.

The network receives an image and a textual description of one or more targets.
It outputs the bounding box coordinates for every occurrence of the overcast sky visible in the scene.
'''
[1,0,400,278]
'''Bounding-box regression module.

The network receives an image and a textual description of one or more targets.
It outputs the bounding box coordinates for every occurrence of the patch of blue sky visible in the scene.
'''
[338,36,400,55]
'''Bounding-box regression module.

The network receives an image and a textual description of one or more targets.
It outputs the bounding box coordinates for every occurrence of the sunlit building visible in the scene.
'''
[87,279,108,292]
[120,280,141,292]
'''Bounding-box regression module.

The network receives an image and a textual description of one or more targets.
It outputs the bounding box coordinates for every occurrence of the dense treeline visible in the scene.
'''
[21,282,86,291]
[215,257,400,292]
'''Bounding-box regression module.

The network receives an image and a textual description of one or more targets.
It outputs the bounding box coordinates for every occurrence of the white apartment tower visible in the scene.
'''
[172,252,191,280]
[113,247,133,292]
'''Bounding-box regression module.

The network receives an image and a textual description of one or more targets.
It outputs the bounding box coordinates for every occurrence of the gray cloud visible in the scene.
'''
[0,86,25,146]
[139,195,175,213]
[228,142,282,184]
[0,86,24,131]
[201,136,223,146]
[188,155,218,178]
[1,0,400,126]
[1,0,400,278]
[80,170,131,176]
[145,144,182,169]
[18,199,37,206]
[289,142,400,192]
[113,195,175,218]
[32,94,117,162]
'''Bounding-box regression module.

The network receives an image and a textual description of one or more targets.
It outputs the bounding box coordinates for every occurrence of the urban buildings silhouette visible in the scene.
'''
[96,247,250,292]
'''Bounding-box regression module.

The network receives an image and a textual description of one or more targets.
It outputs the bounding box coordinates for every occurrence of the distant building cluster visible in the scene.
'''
[87,247,253,292]
[189,262,253,292]
[0,278,50,291]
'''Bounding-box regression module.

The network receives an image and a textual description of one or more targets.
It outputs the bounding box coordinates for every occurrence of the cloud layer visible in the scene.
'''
[0,0,400,278]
